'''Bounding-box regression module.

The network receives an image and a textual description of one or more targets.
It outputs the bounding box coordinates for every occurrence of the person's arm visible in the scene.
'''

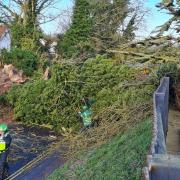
[4,134,12,148]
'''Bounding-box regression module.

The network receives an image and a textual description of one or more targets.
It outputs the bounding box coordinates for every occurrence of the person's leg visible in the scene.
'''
[2,162,9,179]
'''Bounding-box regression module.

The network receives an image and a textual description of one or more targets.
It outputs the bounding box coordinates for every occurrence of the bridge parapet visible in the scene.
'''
[152,77,169,154]
[143,77,180,180]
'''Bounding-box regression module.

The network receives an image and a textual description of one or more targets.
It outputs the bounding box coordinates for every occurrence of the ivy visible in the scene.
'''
[1,48,38,76]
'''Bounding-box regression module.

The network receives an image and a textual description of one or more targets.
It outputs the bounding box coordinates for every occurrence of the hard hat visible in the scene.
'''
[0,124,8,132]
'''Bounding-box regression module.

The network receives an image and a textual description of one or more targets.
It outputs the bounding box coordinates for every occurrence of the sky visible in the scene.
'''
[142,0,171,37]
[41,0,171,38]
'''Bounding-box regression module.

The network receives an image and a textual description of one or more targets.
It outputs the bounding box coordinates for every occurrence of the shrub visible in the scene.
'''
[7,64,80,129]
[157,63,179,83]
[6,55,155,130]
[1,48,38,76]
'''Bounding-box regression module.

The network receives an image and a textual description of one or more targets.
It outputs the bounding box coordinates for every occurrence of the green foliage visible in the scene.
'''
[1,48,38,76]
[0,95,7,105]
[6,55,155,130]
[58,0,93,58]
[7,64,80,128]
[11,23,42,51]
[157,63,180,83]
[58,0,136,58]
[80,55,136,97]
[48,118,152,180]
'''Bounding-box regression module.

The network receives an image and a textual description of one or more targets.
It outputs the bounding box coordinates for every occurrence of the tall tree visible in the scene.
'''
[58,0,148,59]
[90,0,129,47]
[58,0,93,58]
[156,0,180,34]
[0,0,57,50]
[0,0,57,27]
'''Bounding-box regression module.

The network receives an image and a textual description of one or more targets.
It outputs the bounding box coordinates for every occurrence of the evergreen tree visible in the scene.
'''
[58,0,93,59]
[58,0,140,59]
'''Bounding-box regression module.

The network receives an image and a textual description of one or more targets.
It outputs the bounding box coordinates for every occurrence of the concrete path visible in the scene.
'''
[166,108,180,155]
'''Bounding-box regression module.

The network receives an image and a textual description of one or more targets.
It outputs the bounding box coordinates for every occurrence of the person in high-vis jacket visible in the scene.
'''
[78,98,96,129]
[0,124,12,154]
[79,105,93,128]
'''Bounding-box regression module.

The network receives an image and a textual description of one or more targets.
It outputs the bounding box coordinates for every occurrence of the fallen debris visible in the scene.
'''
[43,66,51,80]
[2,64,27,83]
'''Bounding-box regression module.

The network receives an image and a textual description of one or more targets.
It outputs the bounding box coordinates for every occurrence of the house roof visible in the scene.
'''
[0,25,8,38]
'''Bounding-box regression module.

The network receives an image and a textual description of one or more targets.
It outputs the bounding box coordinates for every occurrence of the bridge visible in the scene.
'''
[144,77,180,180]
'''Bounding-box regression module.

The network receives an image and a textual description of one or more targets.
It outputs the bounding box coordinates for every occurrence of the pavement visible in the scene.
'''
[166,108,180,155]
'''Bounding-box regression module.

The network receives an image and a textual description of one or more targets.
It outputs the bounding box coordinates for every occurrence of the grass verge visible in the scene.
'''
[48,118,152,180]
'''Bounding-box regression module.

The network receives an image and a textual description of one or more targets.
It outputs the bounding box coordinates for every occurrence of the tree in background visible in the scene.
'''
[58,0,148,59]
[58,0,130,59]
[0,0,57,27]
[57,0,93,59]
[0,0,57,50]
[90,0,129,50]
[91,0,149,49]
[156,0,180,35]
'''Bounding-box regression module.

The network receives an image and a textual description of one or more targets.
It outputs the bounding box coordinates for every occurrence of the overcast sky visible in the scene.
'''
[41,0,170,38]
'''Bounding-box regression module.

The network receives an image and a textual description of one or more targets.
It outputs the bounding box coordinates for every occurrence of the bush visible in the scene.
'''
[157,63,179,83]
[7,64,80,129]
[6,55,155,130]
[1,48,38,76]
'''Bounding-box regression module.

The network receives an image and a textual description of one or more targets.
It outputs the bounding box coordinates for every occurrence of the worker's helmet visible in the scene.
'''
[0,124,8,133]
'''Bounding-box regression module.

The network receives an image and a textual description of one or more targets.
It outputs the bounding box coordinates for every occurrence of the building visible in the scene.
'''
[0,25,11,51]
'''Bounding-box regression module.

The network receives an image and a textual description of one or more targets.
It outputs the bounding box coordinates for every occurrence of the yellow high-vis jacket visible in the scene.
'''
[0,140,6,152]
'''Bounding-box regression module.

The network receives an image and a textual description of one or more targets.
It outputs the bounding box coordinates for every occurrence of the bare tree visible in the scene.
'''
[0,0,58,27]
[119,0,150,41]
[57,9,73,34]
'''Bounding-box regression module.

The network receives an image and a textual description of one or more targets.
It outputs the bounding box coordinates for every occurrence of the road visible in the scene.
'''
[10,148,66,180]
